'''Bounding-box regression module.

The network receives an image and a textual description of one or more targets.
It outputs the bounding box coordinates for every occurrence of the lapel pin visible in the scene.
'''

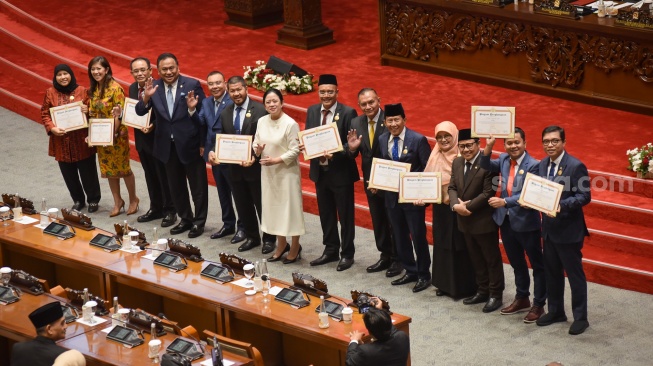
[519,169,524,174]
[557,169,563,176]
[334,113,340,121]
[69,96,75,101]
[245,110,252,118]
[402,147,408,155]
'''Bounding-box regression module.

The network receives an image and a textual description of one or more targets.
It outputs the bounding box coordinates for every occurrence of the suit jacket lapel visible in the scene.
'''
[360,117,371,152]
[462,156,481,193]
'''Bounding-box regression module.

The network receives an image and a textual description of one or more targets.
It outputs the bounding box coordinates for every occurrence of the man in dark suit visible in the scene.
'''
[480,127,546,323]
[377,103,432,293]
[208,76,275,254]
[11,302,67,366]
[449,128,503,312]
[346,88,400,277]
[136,53,207,238]
[128,57,176,228]
[189,70,243,243]
[305,74,359,271]
[346,303,410,366]
[536,125,591,335]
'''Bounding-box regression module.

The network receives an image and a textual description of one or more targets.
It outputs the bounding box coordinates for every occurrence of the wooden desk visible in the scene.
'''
[379,0,653,114]
[221,281,412,366]
[0,221,127,297]
[59,327,253,366]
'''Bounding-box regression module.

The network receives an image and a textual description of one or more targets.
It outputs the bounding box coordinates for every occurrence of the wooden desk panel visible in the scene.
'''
[59,328,253,366]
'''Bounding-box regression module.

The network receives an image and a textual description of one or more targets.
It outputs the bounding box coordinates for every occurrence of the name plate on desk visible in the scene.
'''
[463,0,511,7]
[616,5,653,30]
[90,233,121,252]
[201,263,234,283]
[106,325,144,347]
[153,252,187,271]
[43,222,75,240]
[535,0,580,19]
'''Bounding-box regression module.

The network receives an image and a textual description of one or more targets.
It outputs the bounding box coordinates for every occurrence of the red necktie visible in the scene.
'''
[506,159,517,197]
[321,110,330,125]
[138,87,144,101]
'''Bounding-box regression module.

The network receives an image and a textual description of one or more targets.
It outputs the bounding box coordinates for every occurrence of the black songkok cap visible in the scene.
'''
[318,74,338,86]
[384,103,405,118]
[458,128,475,141]
[29,302,63,329]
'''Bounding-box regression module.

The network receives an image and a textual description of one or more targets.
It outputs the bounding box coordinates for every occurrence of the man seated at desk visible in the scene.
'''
[11,302,68,366]
[346,299,410,366]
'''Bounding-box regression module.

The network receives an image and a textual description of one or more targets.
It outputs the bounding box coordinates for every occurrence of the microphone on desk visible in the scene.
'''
[211,335,223,366]
[158,312,206,356]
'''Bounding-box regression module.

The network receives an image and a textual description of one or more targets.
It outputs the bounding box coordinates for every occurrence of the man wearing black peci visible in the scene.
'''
[11,302,67,366]
[346,88,401,277]
[304,74,359,271]
[128,57,176,228]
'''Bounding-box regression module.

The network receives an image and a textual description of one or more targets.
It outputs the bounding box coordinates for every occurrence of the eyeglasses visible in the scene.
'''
[458,142,477,150]
[131,68,149,74]
[436,135,452,142]
[542,139,562,146]
[318,90,336,96]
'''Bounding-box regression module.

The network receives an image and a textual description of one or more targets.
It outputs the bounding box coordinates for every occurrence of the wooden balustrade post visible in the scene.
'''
[276,0,335,50]
[224,0,284,29]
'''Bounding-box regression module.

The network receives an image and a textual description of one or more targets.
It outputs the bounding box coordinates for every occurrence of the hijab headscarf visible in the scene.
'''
[52,64,78,94]
[53,349,86,366]
[424,121,459,185]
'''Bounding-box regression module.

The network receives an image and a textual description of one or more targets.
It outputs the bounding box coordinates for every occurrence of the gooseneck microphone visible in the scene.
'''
[158,312,206,356]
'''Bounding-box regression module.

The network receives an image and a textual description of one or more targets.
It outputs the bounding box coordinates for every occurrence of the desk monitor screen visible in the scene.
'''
[89,233,120,252]
[166,338,203,361]
[43,222,74,239]
[106,325,144,347]
[314,299,343,320]
[200,263,233,283]
[0,286,19,305]
[274,288,310,308]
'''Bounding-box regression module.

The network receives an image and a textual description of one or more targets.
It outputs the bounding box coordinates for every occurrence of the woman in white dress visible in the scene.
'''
[254,88,305,264]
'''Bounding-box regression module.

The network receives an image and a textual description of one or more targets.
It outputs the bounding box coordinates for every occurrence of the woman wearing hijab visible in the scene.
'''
[41,64,101,212]
[52,349,86,366]
[424,121,477,299]
[88,56,139,217]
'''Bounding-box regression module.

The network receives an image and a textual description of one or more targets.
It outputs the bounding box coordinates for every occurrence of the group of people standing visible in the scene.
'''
[41,53,591,337]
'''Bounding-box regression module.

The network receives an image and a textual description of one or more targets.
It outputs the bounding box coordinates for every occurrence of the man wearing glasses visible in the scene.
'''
[449,129,503,313]
[536,125,591,335]
[304,74,359,271]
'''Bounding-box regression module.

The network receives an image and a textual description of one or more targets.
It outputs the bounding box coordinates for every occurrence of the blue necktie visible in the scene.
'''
[234,106,242,134]
[548,162,557,181]
[392,136,399,161]
[166,85,174,118]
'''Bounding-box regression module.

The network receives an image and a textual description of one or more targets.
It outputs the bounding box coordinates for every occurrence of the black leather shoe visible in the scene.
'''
[569,320,589,335]
[161,213,177,228]
[88,203,99,213]
[435,289,445,296]
[536,312,568,326]
[137,209,163,223]
[337,258,355,271]
[261,240,276,255]
[309,254,339,266]
[391,274,418,286]
[72,201,85,211]
[482,297,503,313]
[385,261,403,277]
[238,239,261,252]
[188,225,204,238]
[412,278,431,293]
[230,230,246,244]
[210,226,235,239]
[366,259,391,273]
[170,221,192,235]
[463,293,490,305]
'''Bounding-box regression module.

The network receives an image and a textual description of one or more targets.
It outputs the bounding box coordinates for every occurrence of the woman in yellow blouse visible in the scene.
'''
[88,56,139,217]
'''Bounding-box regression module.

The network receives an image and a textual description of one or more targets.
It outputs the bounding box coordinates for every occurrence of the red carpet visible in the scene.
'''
[1,0,653,293]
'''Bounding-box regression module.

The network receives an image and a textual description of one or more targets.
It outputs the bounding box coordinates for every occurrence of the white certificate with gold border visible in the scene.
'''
[49,102,87,132]
[517,173,563,217]
[368,158,411,192]
[215,134,252,164]
[298,122,343,160]
[122,97,151,129]
[471,106,515,138]
[88,119,114,147]
[398,172,442,203]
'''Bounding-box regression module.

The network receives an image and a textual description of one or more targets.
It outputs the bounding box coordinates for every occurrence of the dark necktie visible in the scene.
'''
[214,100,220,116]
[392,136,399,161]
[464,162,472,184]
[234,106,242,134]
[548,162,557,181]
[321,110,330,125]
[138,87,144,101]
[166,85,174,118]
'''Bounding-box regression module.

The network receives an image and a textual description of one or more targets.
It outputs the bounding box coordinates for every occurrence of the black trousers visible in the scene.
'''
[164,142,208,227]
[365,189,396,261]
[463,230,505,298]
[138,148,174,215]
[386,204,430,280]
[230,177,274,243]
[543,238,587,321]
[58,155,101,205]
[211,164,241,230]
[315,177,355,259]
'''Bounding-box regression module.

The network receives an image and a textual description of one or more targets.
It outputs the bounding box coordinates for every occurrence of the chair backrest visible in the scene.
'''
[49,285,66,298]
[202,329,264,366]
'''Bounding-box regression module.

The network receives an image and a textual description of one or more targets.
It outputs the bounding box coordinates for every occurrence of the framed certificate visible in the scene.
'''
[298,122,343,160]
[398,172,442,203]
[368,158,411,192]
[471,106,515,138]
[518,173,563,217]
[215,134,252,164]
[49,102,88,132]
[88,118,114,147]
[122,97,151,129]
